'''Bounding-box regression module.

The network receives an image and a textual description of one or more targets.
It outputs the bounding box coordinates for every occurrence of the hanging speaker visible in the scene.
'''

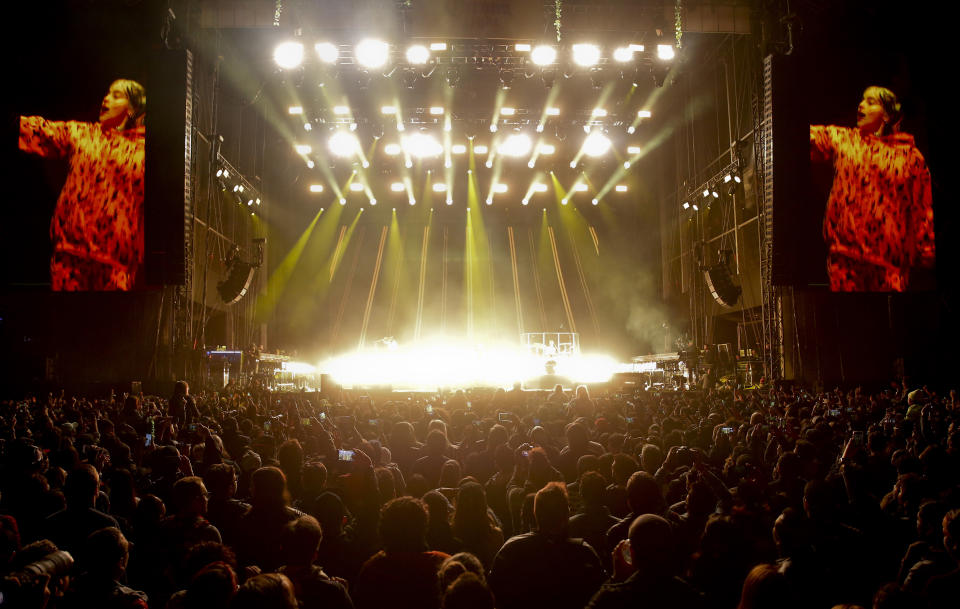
[217,261,255,305]
[704,265,741,308]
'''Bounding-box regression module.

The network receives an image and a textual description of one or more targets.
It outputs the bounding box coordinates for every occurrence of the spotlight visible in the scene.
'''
[638,110,652,118]
[591,198,599,205]
[381,105,397,115]
[430,42,447,51]
[328,131,360,157]
[233,185,240,192]
[402,133,443,158]
[473,145,488,154]
[405,160,413,168]
[561,198,569,205]
[522,198,530,205]
[712,190,720,198]
[288,106,303,115]
[627,146,641,154]
[315,42,339,64]
[444,160,452,168]
[591,108,608,117]
[490,124,498,133]
[534,183,548,192]
[362,161,370,168]
[303,123,312,131]
[295,144,312,154]
[339,198,347,205]
[703,189,711,198]
[657,44,675,60]
[446,195,453,205]
[623,161,631,169]
[682,201,690,209]
[498,133,533,157]
[370,198,377,205]
[485,159,493,168]
[384,143,401,155]
[569,160,578,168]
[486,197,493,205]
[528,160,536,168]
[432,183,448,192]
[452,144,467,154]
[309,184,324,193]
[306,160,315,169]
[531,45,557,66]
[500,107,516,116]
[247,199,254,206]
[406,44,430,64]
[627,126,636,134]
[615,185,628,192]
[613,46,633,62]
[216,168,224,178]
[274,41,304,69]
[222,170,230,178]
[572,43,601,67]
[515,43,532,52]
[409,197,416,206]
[333,105,350,115]
[444,66,461,88]
[493,184,508,193]
[256,198,261,205]
[356,39,390,68]
[574,184,588,192]
[582,131,612,157]
[347,182,363,192]
[429,106,444,115]
[692,203,699,211]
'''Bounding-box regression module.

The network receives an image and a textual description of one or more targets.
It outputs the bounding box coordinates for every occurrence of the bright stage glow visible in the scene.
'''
[582,131,612,157]
[433,183,448,193]
[391,182,405,192]
[430,42,447,51]
[446,196,453,205]
[339,198,347,205]
[349,182,364,192]
[328,131,360,157]
[295,144,312,154]
[403,133,443,158]
[527,160,536,168]
[657,44,675,60]
[638,110,652,118]
[493,183,508,193]
[703,189,710,198]
[531,45,557,66]
[369,198,377,205]
[627,126,636,134]
[406,44,430,64]
[304,123,312,131]
[486,197,493,205]
[489,124,498,133]
[315,42,339,64]
[474,145,488,154]
[445,160,452,168]
[306,160,315,168]
[485,159,494,169]
[629,44,645,52]
[288,106,303,115]
[570,161,578,168]
[572,43,601,67]
[592,108,607,117]
[384,143,401,155]
[515,43,532,52]
[627,146,641,154]
[452,144,467,154]
[309,184,324,193]
[283,360,317,375]
[381,105,397,114]
[522,198,529,205]
[546,107,560,116]
[356,39,390,68]
[615,184,628,192]
[500,107,516,116]
[613,46,633,62]
[274,41,304,69]
[499,133,533,157]
[574,183,588,192]
[333,105,350,115]
[682,202,690,209]
[533,183,548,192]
[429,106,444,115]
[623,161,631,169]
[591,198,599,205]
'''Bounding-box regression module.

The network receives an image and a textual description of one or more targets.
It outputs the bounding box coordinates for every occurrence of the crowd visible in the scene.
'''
[1,377,958,609]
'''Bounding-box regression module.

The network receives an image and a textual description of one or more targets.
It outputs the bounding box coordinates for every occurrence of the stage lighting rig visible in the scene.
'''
[274,41,304,69]
[356,39,390,68]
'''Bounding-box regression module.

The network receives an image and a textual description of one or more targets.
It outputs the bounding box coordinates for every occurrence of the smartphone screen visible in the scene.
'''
[264,421,271,431]
[144,433,152,447]
[338,449,354,462]
[319,412,327,420]
[188,423,197,432]
[301,418,311,426]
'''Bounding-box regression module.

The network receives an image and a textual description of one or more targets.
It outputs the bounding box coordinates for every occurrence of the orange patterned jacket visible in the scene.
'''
[810,125,934,288]
[19,116,145,286]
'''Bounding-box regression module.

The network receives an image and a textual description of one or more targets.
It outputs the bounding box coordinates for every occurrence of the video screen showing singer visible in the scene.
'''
[810,86,934,292]
[18,79,146,291]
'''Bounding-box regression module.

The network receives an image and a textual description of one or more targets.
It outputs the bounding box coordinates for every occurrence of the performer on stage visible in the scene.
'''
[19,79,146,290]
[810,86,933,291]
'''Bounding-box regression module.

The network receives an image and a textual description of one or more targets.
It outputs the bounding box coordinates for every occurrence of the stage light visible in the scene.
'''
[500,107,516,116]
[402,133,443,158]
[384,143,401,155]
[381,105,397,115]
[409,197,416,205]
[627,126,636,134]
[541,67,557,88]
[570,160,578,168]
[498,133,533,157]
[561,198,569,205]
[515,43,532,52]
[638,110,652,118]
[531,45,557,66]
[339,198,347,205]
[446,194,453,205]
[682,202,690,209]
[452,144,467,154]
[430,42,447,51]
[615,185,628,192]
[534,183,548,192]
[486,197,494,205]
[406,44,430,64]
[397,123,406,132]
[348,182,363,192]
[303,123,312,131]
[494,183,508,193]
[288,106,303,115]
[333,105,350,115]
[274,41,304,69]
[489,124,498,133]
[233,185,240,192]
[657,44,675,60]
[405,160,413,168]
[712,190,720,198]
[310,184,324,193]
[613,46,633,62]
[433,183,448,193]
[328,131,360,157]
[630,44,645,52]
[592,108,608,117]
[429,106,444,115]
[256,198,261,205]
[444,160,452,168]
[692,203,699,211]
[522,198,529,205]
[238,185,244,193]
[546,107,560,116]
[572,43,601,67]
[474,145,488,154]
[315,42,339,64]
[591,198,599,205]
[222,170,229,178]
[362,160,370,168]
[574,184,588,192]
[582,131,612,157]
[539,144,555,155]
[536,124,545,133]
[306,160,315,169]
[485,159,493,168]
[623,161,631,169]
[583,125,591,133]
[703,189,711,198]
[527,160,536,168]
[295,144,312,154]
[216,168,224,178]
[356,39,390,68]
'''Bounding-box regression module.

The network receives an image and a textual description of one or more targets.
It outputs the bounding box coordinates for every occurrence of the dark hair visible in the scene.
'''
[533,482,569,534]
[65,464,100,507]
[379,496,429,552]
[251,467,289,509]
[736,563,790,609]
[280,515,322,565]
[205,463,238,496]
[579,470,607,506]
[172,476,207,513]
[625,471,665,515]
[85,527,129,575]
[231,573,297,609]
[442,572,495,609]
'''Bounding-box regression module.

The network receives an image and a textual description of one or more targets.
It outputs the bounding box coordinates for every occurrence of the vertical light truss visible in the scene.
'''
[758,55,783,379]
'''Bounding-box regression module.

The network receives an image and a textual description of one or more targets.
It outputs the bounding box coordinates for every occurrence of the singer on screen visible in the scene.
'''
[19,79,145,291]
[810,86,934,292]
